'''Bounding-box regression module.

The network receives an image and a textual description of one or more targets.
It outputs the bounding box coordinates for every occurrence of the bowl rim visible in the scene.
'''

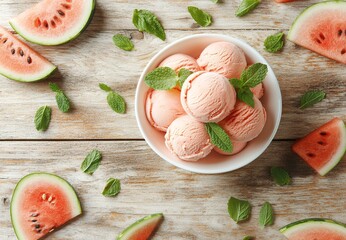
[135,33,282,174]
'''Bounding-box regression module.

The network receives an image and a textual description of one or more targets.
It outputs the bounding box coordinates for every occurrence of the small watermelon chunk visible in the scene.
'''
[280,218,346,240]
[10,0,95,46]
[288,1,346,64]
[117,213,164,240]
[292,118,346,176]
[11,173,82,240]
[0,26,56,82]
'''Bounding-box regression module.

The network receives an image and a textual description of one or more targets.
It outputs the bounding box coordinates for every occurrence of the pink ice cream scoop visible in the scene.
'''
[159,53,201,73]
[197,42,247,79]
[181,71,236,123]
[214,141,247,156]
[219,97,267,142]
[165,115,214,161]
[146,89,185,132]
[251,83,264,99]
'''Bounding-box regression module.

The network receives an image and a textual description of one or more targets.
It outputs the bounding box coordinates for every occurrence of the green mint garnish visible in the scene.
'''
[113,34,134,51]
[34,106,52,132]
[188,6,212,27]
[243,236,255,240]
[264,32,285,53]
[178,68,193,87]
[299,90,326,109]
[211,0,219,3]
[102,178,121,197]
[99,83,126,114]
[259,202,274,228]
[49,83,71,113]
[81,149,102,175]
[132,9,166,41]
[205,122,233,153]
[236,0,261,17]
[230,63,268,107]
[144,67,178,90]
[271,167,291,186]
[228,197,252,223]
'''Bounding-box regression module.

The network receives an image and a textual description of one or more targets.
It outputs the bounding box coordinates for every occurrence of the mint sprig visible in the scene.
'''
[102,178,121,197]
[299,90,326,109]
[236,0,261,17]
[49,83,71,113]
[188,6,212,27]
[259,202,274,228]
[145,67,192,90]
[113,34,134,51]
[132,9,166,41]
[99,83,126,114]
[205,122,233,153]
[230,63,268,107]
[34,106,52,132]
[243,237,255,240]
[228,197,252,223]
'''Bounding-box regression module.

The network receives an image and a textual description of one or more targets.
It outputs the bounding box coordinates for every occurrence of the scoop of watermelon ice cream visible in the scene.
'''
[219,97,267,142]
[165,115,214,161]
[159,53,201,73]
[197,42,247,79]
[251,83,264,99]
[214,140,248,155]
[145,89,185,132]
[181,71,236,123]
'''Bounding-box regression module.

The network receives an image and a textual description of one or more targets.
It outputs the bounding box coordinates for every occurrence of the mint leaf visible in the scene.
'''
[55,92,70,113]
[132,9,166,41]
[145,67,178,90]
[237,88,254,107]
[113,34,134,51]
[243,237,254,240]
[99,83,112,92]
[230,78,243,89]
[271,167,291,186]
[211,0,219,2]
[107,91,126,114]
[102,178,121,197]
[240,63,268,88]
[188,6,212,27]
[34,106,52,132]
[228,197,251,223]
[49,82,61,92]
[205,122,233,153]
[259,202,274,228]
[264,32,285,53]
[236,0,261,17]
[299,90,326,109]
[81,149,102,175]
[178,68,193,87]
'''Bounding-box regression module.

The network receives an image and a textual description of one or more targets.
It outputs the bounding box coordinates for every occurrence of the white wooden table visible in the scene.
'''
[1,0,345,239]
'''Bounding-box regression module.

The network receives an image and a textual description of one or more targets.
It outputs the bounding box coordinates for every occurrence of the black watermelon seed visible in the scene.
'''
[11,49,15,55]
[27,56,32,64]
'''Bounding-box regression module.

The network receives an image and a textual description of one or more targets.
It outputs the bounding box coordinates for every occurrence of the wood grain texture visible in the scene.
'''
[1,141,346,240]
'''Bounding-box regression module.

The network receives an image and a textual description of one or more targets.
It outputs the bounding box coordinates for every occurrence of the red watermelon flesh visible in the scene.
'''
[275,0,296,3]
[0,26,56,82]
[11,173,82,240]
[292,118,346,176]
[288,1,346,64]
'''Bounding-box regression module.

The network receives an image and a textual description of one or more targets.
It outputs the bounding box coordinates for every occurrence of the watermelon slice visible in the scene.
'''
[0,26,56,82]
[10,0,95,46]
[10,173,82,240]
[280,218,346,240]
[275,0,295,3]
[288,0,346,64]
[116,213,164,240]
[292,118,346,176]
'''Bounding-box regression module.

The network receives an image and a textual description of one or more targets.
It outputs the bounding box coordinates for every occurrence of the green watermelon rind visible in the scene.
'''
[116,213,164,240]
[0,64,56,82]
[280,218,346,238]
[9,0,96,46]
[288,0,346,41]
[10,172,82,240]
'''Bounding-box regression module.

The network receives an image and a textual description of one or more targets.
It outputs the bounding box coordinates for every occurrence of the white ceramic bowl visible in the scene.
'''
[135,34,282,174]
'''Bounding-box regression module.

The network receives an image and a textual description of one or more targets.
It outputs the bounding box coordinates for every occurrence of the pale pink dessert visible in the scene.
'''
[251,83,264,99]
[146,89,185,132]
[214,141,247,155]
[219,97,267,142]
[181,71,236,123]
[165,115,214,161]
[197,42,247,79]
[159,53,201,73]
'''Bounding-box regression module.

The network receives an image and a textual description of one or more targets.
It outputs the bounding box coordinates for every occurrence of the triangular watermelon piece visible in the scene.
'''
[288,1,346,64]
[292,118,346,176]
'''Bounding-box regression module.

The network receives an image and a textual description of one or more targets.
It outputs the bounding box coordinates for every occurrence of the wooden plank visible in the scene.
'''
[0,0,322,31]
[0,29,345,140]
[1,141,346,239]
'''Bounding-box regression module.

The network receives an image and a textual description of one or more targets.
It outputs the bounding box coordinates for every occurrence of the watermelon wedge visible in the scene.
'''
[280,218,346,240]
[292,118,346,176]
[10,173,82,240]
[0,26,56,82]
[10,0,95,46]
[117,213,164,240]
[288,0,346,64]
